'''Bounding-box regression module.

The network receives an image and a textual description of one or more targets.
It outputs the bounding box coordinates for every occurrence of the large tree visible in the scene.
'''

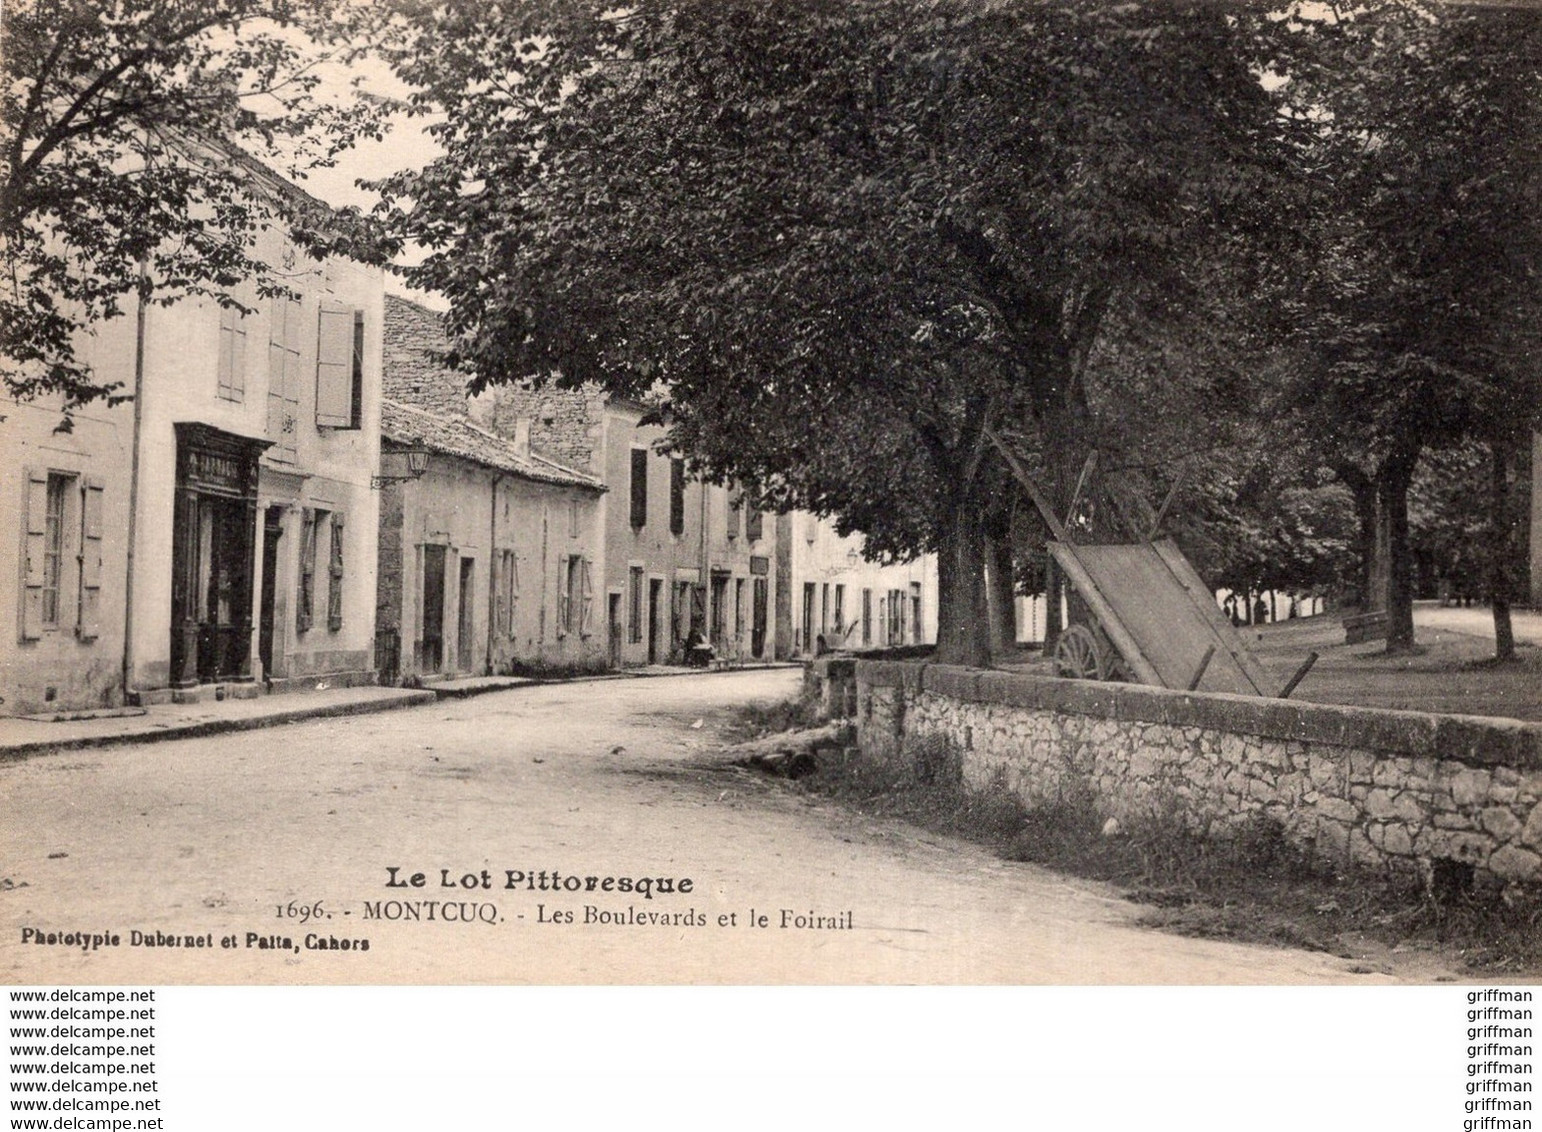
[1,0,388,412]
[1268,0,1542,652]
[376,0,1287,665]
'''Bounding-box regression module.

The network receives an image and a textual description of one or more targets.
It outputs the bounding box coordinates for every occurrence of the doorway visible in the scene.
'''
[607,592,622,668]
[457,556,475,673]
[421,545,446,673]
[647,579,662,664]
[258,507,283,680]
[170,424,262,688]
[753,577,768,659]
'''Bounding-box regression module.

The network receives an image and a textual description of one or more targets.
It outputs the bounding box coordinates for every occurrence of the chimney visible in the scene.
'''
[514,417,532,458]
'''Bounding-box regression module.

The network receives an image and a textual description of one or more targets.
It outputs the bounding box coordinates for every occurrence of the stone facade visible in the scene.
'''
[857,661,1542,887]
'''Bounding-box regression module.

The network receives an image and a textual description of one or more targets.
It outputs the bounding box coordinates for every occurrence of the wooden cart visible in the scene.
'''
[987,429,1313,698]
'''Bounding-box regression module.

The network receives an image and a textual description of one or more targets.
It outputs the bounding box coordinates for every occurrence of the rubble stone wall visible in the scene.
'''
[856,661,1542,886]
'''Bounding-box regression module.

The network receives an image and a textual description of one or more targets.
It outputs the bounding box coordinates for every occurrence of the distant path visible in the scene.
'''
[1414,602,1542,646]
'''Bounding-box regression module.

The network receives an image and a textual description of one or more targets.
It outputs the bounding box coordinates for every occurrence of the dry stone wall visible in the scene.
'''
[856,661,1542,887]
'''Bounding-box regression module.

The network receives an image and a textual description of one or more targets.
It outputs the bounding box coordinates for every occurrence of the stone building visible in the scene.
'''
[1,168,385,715]
[471,387,779,666]
[0,345,132,715]
[774,513,937,659]
[377,297,605,680]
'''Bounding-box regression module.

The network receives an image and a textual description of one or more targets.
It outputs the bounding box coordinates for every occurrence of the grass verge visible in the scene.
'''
[753,715,1542,975]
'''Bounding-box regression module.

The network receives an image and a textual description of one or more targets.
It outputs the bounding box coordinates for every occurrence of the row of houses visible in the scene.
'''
[1,229,935,718]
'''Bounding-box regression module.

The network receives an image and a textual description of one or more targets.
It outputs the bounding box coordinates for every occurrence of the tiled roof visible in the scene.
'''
[381,400,603,491]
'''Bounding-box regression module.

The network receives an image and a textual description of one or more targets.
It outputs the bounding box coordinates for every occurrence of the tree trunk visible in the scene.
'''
[1489,441,1516,662]
[1377,448,1420,652]
[985,534,1017,659]
[935,492,992,668]
[1044,555,1063,651]
[1335,464,1377,612]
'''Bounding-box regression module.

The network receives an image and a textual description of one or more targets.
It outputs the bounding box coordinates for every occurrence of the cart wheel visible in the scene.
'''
[1053,624,1105,681]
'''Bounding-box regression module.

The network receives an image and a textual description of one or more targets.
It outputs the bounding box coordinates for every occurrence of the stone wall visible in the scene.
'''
[856,661,1542,888]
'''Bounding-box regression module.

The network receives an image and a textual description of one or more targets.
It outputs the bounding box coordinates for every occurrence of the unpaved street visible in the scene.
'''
[2,670,1450,984]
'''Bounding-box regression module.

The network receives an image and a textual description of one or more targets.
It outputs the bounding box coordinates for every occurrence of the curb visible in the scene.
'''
[0,690,436,762]
[0,664,805,759]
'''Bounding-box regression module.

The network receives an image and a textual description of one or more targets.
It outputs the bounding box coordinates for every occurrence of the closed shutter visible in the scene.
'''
[557,556,571,635]
[579,558,593,635]
[328,511,345,630]
[492,553,506,637]
[316,306,356,428]
[77,476,104,640]
[629,449,647,527]
[746,507,763,541]
[669,459,685,535]
[297,508,316,632]
[218,305,247,401]
[20,467,47,640]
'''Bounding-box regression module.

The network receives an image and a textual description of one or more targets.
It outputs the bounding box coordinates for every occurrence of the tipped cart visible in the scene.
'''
[988,430,1315,699]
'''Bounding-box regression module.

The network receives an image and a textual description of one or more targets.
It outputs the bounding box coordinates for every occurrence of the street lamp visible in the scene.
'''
[371,447,432,489]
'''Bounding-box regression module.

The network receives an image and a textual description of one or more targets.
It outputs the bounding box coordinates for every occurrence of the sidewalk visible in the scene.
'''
[0,660,801,760]
[0,685,436,761]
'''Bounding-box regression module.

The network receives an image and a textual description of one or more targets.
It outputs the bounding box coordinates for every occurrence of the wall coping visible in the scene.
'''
[855,660,1542,769]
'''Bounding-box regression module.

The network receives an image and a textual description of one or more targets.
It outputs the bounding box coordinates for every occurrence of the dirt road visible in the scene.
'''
[1,670,1452,984]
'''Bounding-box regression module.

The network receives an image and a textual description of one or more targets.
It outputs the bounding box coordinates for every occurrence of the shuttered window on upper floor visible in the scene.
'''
[316,307,364,429]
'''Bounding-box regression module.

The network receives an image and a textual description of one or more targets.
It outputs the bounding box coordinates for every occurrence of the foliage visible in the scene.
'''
[375,0,1290,662]
[1261,1,1542,639]
[1,0,391,411]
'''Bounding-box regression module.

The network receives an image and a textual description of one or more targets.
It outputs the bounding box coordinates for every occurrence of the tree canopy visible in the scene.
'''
[1,0,389,411]
[376,0,1293,663]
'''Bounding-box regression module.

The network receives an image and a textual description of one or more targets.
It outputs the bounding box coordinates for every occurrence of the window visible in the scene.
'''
[628,567,644,644]
[41,473,66,626]
[629,449,648,528]
[911,582,923,644]
[861,588,872,646]
[568,498,580,539]
[669,458,685,536]
[496,549,519,638]
[561,556,593,636]
[745,506,763,542]
[727,491,740,539]
[834,584,845,634]
[559,556,575,634]
[217,304,248,402]
[734,579,745,640]
[22,471,101,641]
[316,306,363,429]
[327,512,345,631]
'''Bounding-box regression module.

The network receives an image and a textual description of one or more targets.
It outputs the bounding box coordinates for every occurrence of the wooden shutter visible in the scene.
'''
[316,307,356,428]
[629,449,647,528]
[77,476,104,640]
[746,507,763,541]
[492,553,506,637]
[297,508,316,632]
[557,556,571,635]
[579,558,593,635]
[669,459,685,535]
[218,305,247,401]
[328,511,345,630]
[20,467,47,640]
